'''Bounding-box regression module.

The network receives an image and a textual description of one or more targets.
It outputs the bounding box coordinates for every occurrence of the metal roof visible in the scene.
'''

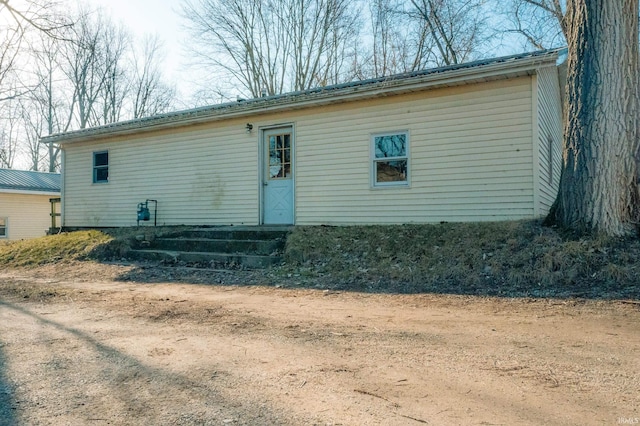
[0,169,61,193]
[42,48,566,145]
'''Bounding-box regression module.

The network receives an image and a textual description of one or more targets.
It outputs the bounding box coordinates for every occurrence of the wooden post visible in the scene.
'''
[49,197,61,235]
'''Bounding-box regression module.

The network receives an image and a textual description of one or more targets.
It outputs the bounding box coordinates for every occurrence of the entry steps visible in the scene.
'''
[126,226,291,269]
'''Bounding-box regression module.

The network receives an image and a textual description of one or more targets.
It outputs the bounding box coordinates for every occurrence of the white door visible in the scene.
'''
[262,127,294,224]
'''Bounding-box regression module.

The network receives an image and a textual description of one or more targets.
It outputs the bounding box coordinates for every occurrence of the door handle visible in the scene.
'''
[263,181,268,186]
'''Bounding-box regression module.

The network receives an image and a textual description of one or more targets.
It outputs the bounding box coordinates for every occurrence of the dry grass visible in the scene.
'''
[0,230,112,267]
[1,221,638,299]
[282,220,640,298]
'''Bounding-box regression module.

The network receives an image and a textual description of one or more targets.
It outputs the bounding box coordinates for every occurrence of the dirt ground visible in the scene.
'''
[0,262,639,425]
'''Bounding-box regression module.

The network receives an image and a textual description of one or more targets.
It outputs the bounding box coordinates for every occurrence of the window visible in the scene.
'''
[0,217,6,238]
[93,151,109,183]
[268,133,292,179]
[372,131,409,187]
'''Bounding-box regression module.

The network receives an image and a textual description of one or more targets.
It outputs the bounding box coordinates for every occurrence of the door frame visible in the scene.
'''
[259,123,295,225]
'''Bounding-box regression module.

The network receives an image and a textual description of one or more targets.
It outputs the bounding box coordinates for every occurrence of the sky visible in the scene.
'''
[85,0,190,96]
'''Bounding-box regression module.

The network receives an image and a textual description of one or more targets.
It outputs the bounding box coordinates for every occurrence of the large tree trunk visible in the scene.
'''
[551,0,640,236]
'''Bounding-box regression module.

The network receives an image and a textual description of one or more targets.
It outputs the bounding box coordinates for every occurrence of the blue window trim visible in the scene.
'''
[93,151,109,184]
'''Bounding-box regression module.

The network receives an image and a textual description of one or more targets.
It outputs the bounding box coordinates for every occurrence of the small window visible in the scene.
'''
[268,133,292,179]
[93,151,109,183]
[372,131,409,187]
[0,217,6,238]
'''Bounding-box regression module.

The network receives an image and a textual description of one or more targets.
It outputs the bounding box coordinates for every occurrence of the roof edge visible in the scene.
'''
[43,48,564,145]
[0,188,61,196]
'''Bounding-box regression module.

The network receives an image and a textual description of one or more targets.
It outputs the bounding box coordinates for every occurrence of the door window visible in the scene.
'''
[268,133,291,179]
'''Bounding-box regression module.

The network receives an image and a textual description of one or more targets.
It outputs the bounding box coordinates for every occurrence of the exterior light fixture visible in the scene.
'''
[246,123,253,133]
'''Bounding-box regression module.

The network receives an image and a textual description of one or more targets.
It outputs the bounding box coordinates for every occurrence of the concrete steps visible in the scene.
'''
[126,226,291,269]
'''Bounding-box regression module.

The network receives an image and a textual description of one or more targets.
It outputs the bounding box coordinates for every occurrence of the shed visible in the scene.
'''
[0,169,61,239]
[43,48,566,228]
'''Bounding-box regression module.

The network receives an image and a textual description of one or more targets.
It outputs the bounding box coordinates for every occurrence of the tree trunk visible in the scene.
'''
[551,0,640,236]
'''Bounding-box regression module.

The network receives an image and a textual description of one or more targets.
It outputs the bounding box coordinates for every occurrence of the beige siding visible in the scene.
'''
[63,77,536,227]
[535,66,563,215]
[63,121,259,227]
[0,192,57,239]
[294,77,534,224]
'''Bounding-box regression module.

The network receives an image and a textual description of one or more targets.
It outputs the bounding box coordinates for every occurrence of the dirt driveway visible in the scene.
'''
[0,263,639,425]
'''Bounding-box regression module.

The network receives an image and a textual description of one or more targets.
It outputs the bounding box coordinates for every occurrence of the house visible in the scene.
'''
[0,169,61,239]
[43,49,566,229]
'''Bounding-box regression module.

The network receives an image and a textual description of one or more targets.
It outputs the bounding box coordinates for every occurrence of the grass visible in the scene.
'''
[0,230,112,267]
[281,220,640,298]
[0,220,638,299]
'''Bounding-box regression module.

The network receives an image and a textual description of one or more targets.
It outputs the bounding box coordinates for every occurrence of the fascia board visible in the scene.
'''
[0,189,61,196]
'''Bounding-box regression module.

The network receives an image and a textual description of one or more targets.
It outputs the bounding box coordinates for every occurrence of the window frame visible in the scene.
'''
[93,150,109,184]
[0,217,7,238]
[267,132,292,180]
[371,130,410,188]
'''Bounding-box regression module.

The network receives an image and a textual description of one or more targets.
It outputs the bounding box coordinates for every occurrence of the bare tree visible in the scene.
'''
[0,21,21,102]
[59,8,132,129]
[96,22,131,126]
[549,0,639,236]
[131,35,176,119]
[364,0,433,78]
[61,10,109,129]
[182,0,288,98]
[408,0,490,66]
[369,0,395,76]
[0,97,20,168]
[0,0,71,102]
[0,0,72,170]
[0,0,69,35]
[502,0,566,50]
[288,0,359,89]
[181,0,359,98]
[356,0,492,79]
[26,31,73,171]
[18,99,47,171]
[1,3,176,170]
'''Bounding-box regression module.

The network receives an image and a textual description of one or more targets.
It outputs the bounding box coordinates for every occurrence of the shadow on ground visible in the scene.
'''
[0,299,295,425]
[107,221,640,301]
[0,341,16,426]
[114,261,640,301]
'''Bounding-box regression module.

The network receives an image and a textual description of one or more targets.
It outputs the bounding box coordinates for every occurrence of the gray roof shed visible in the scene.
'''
[0,169,61,193]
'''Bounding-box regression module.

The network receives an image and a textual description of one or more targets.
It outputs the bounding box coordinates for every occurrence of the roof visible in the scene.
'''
[0,169,61,194]
[43,48,566,145]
